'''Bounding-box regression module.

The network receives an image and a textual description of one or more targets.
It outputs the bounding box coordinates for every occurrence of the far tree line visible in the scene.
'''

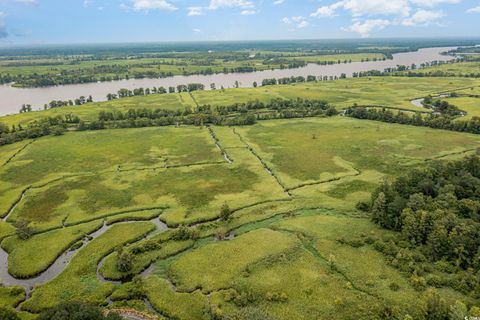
[0,99,336,146]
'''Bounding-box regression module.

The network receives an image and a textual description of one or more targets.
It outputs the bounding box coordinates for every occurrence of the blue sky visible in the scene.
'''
[0,0,479,45]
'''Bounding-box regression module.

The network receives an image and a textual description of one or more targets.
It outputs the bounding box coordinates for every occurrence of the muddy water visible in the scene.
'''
[0,47,456,116]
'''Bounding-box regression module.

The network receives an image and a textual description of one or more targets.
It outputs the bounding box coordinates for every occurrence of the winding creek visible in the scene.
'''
[0,46,457,116]
[0,216,169,305]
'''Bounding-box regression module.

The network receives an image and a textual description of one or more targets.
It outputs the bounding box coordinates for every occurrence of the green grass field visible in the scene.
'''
[400,61,480,76]
[444,96,480,120]
[236,117,480,189]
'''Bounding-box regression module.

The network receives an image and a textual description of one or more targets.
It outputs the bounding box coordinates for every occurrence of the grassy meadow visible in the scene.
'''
[444,96,480,120]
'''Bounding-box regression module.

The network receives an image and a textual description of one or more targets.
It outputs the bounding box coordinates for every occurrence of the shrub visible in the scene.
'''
[425,274,443,288]
[421,288,449,320]
[449,301,468,320]
[14,220,33,240]
[356,201,370,212]
[172,225,198,241]
[389,282,401,291]
[410,275,427,291]
[117,249,133,273]
[223,307,274,320]
[220,203,232,221]
[37,301,122,320]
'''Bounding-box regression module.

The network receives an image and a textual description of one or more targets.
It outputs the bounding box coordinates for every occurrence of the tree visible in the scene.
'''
[37,301,122,320]
[51,126,66,136]
[421,288,448,320]
[449,300,468,320]
[172,225,198,241]
[15,220,33,240]
[0,307,20,320]
[220,203,231,221]
[117,248,133,272]
[371,192,387,227]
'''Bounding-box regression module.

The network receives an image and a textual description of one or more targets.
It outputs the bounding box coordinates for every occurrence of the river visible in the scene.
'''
[0,46,456,117]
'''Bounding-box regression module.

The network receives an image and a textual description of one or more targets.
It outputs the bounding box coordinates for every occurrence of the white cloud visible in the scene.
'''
[14,0,38,4]
[193,28,201,33]
[410,0,461,7]
[188,6,204,16]
[297,20,309,28]
[467,5,480,13]
[241,9,256,14]
[341,0,410,17]
[402,9,444,25]
[273,0,284,4]
[310,0,461,37]
[291,15,304,22]
[310,5,337,17]
[311,0,411,21]
[344,19,390,37]
[130,0,177,12]
[283,16,310,29]
[209,0,254,10]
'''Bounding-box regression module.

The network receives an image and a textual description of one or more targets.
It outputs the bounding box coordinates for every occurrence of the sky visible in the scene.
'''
[0,0,479,45]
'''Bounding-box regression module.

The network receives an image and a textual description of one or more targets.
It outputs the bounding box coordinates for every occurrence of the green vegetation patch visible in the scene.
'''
[105,209,163,225]
[272,214,423,317]
[100,239,193,281]
[444,97,480,121]
[0,286,25,308]
[168,228,300,292]
[144,275,210,320]
[238,117,480,188]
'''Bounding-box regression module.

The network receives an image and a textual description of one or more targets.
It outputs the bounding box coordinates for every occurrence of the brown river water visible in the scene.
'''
[0,47,457,116]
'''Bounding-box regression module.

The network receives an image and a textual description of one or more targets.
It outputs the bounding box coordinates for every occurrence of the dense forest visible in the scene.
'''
[364,156,480,302]
[345,99,480,135]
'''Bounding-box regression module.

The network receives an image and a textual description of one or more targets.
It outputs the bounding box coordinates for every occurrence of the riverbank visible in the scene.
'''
[0,47,456,116]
